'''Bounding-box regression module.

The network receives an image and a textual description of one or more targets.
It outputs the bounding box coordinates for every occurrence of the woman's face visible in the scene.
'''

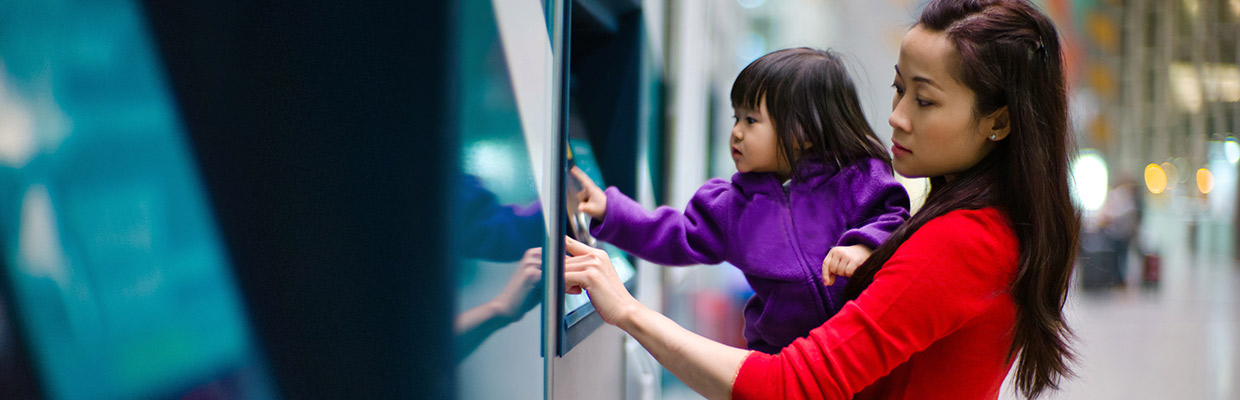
[888,25,1006,179]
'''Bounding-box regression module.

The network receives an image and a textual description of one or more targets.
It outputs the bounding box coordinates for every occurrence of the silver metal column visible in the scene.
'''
[544,0,567,398]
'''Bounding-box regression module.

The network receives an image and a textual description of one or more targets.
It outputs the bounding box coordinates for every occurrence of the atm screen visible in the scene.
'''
[0,1,274,398]
[563,138,635,325]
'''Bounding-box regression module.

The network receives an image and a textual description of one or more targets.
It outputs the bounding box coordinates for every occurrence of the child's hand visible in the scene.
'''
[822,244,873,286]
[571,166,607,220]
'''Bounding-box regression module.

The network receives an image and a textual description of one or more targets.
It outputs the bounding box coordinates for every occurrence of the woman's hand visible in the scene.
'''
[488,247,544,321]
[570,167,607,221]
[565,236,749,399]
[823,244,873,286]
[563,236,639,326]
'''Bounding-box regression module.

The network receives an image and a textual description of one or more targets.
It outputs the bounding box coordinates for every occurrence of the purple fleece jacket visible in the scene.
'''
[590,158,910,353]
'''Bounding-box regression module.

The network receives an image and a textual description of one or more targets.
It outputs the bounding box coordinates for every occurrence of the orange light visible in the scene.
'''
[1161,162,1179,189]
[1197,168,1214,194]
[1145,164,1167,194]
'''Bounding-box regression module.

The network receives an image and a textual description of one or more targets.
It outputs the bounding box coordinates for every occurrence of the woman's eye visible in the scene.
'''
[917,99,932,107]
[891,83,904,96]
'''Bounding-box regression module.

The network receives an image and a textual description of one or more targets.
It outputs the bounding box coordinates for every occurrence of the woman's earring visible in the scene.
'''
[990,134,997,141]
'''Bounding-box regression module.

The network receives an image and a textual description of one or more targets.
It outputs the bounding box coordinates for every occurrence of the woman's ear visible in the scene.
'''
[982,106,1011,141]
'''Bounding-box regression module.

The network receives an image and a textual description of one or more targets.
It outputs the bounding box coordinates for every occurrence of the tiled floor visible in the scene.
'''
[1002,203,1239,400]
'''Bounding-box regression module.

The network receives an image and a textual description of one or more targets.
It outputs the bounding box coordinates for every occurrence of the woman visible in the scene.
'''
[563,0,1079,399]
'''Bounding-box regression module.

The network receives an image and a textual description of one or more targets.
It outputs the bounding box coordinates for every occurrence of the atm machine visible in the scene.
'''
[0,0,662,398]
[453,0,666,399]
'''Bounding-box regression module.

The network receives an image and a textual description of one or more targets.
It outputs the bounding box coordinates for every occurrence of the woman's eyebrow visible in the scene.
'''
[912,76,941,90]
[894,65,942,90]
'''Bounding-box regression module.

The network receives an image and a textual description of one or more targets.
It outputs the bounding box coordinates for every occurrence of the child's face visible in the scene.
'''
[731,97,790,179]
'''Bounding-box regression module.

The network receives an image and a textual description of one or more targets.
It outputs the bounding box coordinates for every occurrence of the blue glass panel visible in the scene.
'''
[451,0,546,398]
[0,1,274,399]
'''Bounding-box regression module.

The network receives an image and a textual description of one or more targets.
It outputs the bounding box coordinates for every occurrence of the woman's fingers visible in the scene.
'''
[565,235,596,256]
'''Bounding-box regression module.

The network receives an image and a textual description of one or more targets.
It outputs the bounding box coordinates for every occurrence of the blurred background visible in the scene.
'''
[0,0,1236,399]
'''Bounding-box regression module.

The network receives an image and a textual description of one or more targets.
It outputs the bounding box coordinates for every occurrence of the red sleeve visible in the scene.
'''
[732,209,1018,400]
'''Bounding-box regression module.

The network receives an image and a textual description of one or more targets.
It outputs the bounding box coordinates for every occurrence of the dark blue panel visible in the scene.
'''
[143,0,457,399]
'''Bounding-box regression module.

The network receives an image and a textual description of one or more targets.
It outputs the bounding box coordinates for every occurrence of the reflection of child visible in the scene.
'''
[572,48,909,353]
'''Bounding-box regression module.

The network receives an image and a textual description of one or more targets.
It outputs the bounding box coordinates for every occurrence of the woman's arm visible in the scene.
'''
[622,304,750,400]
[570,209,1019,400]
[454,248,544,361]
[563,237,750,399]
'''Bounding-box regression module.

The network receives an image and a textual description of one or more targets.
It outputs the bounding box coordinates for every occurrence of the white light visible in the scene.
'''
[462,140,525,200]
[18,185,68,287]
[1172,62,1240,110]
[1072,150,1109,211]
[1225,137,1240,164]
[1206,63,1240,102]
[737,0,765,9]
[0,68,37,168]
[1171,63,1203,113]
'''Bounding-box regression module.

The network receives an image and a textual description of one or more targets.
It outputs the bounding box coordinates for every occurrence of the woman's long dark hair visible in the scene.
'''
[731,48,889,181]
[841,1,1080,398]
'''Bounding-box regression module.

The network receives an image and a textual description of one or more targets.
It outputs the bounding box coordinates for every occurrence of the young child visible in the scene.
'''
[571,47,909,353]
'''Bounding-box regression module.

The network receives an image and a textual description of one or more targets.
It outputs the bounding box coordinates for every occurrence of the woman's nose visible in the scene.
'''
[888,104,911,133]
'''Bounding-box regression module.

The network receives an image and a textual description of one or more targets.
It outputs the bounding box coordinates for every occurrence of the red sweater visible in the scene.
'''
[733,208,1020,400]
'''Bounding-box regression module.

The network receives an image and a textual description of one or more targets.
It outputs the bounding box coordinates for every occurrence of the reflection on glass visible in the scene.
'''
[0,1,274,399]
[452,0,545,398]
[451,174,545,361]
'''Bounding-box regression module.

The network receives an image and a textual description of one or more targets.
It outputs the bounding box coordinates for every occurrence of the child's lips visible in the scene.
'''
[892,142,912,155]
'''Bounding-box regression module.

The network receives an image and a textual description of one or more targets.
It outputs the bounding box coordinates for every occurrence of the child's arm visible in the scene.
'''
[822,244,871,286]
[822,160,911,286]
[835,160,911,251]
[572,167,609,220]
[571,168,732,265]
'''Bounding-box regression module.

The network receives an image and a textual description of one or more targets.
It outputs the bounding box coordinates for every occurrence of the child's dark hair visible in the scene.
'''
[730,47,889,181]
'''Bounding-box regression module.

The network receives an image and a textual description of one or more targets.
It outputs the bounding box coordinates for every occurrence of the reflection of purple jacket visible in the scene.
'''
[591,158,909,353]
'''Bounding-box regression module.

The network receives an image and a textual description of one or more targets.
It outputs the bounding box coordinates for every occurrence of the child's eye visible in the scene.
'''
[746,117,757,124]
